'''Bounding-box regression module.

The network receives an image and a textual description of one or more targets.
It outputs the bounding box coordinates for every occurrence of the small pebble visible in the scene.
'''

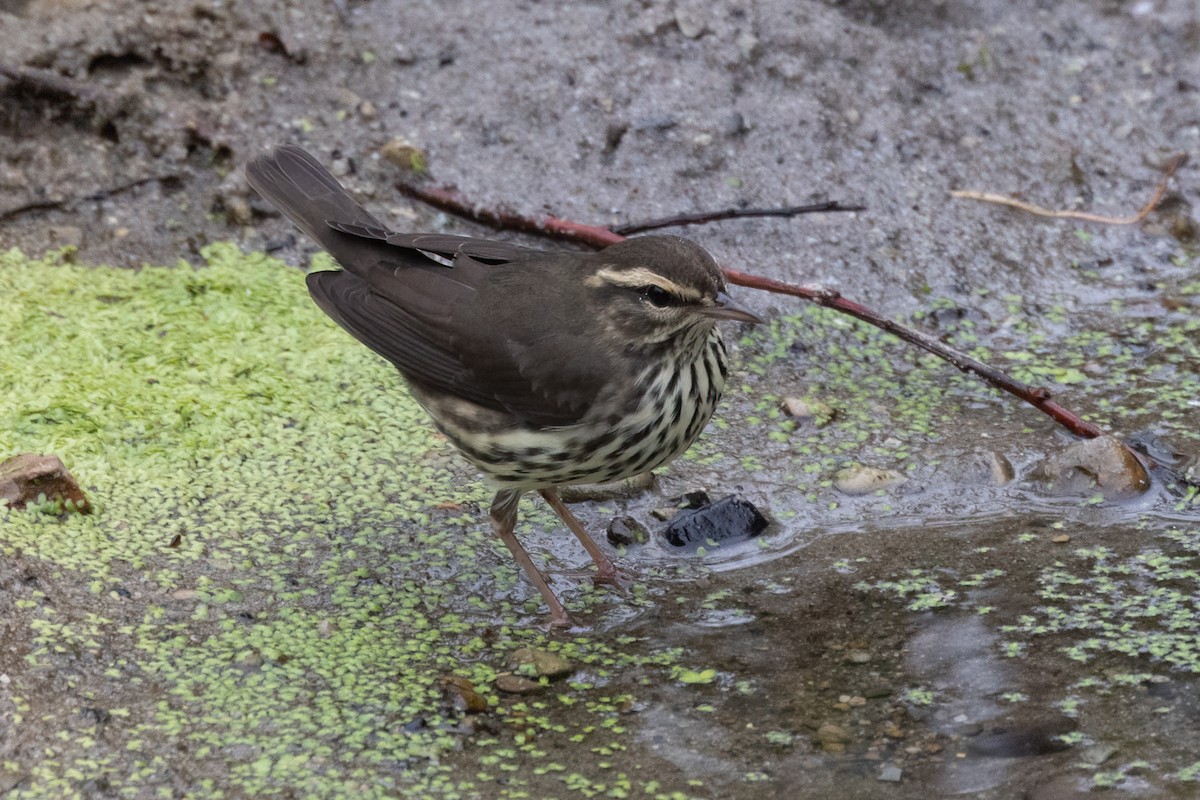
[381,136,427,172]
[495,674,542,694]
[878,765,903,782]
[607,516,648,547]
[833,464,906,496]
[224,196,252,226]
[393,43,415,64]
[781,396,834,421]
[1080,743,1118,765]
[508,647,573,679]
[816,723,851,744]
[674,6,706,38]
[440,676,488,712]
[735,30,760,60]
[722,112,748,137]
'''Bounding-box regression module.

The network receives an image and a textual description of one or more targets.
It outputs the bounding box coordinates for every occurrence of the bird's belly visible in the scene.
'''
[437,333,728,490]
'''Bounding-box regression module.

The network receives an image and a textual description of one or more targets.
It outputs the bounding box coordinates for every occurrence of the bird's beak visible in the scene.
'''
[696,291,765,324]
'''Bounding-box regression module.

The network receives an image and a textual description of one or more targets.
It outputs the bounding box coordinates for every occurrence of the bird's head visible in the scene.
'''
[587,236,763,347]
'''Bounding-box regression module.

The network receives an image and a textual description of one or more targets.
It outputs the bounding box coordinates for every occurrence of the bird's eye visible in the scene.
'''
[640,285,673,308]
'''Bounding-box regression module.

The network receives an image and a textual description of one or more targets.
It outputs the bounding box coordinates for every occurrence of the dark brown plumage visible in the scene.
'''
[246,145,762,625]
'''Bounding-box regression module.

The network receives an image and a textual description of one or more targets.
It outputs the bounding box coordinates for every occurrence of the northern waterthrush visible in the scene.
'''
[246,146,763,625]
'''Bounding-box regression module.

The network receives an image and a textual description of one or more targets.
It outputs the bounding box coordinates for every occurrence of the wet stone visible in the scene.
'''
[650,506,678,521]
[878,764,903,782]
[1079,743,1118,765]
[495,674,543,694]
[816,723,851,745]
[833,464,906,496]
[607,516,648,547]
[661,495,769,550]
[951,450,1015,486]
[964,715,1076,758]
[781,396,835,423]
[508,647,573,680]
[380,136,427,172]
[440,676,488,712]
[1035,435,1151,497]
[0,453,91,513]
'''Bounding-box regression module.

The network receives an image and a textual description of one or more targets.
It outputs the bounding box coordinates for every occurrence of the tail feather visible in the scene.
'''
[245,145,386,265]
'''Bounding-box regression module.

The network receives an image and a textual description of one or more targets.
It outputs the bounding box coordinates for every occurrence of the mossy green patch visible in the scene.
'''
[1005,530,1200,673]
[0,246,696,799]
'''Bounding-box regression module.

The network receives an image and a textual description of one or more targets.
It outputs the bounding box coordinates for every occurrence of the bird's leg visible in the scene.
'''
[490,489,571,627]
[538,488,628,588]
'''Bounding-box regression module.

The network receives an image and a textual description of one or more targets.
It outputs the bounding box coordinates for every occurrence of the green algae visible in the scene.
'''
[0,246,698,799]
[1006,529,1200,673]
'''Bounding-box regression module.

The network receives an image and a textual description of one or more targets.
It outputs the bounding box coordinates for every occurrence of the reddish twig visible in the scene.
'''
[395,183,623,247]
[393,175,1174,476]
[951,153,1186,225]
[720,270,1105,438]
[613,201,866,235]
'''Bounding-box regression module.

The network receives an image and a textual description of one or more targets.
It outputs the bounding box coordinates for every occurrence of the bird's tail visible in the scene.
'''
[245,145,387,261]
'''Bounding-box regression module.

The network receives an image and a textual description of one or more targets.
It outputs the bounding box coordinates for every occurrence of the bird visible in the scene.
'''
[245,145,763,626]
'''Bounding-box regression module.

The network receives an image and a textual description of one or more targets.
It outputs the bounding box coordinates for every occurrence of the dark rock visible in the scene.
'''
[722,111,748,137]
[964,715,1076,758]
[607,515,648,547]
[661,495,769,550]
[0,453,91,513]
[668,490,710,509]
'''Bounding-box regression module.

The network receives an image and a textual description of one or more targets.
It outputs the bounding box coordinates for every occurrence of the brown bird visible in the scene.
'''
[246,146,762,625]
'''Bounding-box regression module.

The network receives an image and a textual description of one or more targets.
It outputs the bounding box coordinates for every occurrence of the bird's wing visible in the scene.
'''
[307,246,616,428]
[249,145,614,427]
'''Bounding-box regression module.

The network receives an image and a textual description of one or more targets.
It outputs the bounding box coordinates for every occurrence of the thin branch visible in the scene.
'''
[613,201,865,235]
[0,174,179,222]
[950,153,1186,225]
[0,62,100,105]
[395,182,623,247]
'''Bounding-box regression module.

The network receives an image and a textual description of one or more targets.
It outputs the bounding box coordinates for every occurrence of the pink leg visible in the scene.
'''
[491,489,571,627]
[538,488,627,587]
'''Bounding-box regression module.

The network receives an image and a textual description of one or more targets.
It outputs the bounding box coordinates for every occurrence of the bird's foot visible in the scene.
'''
[592,566,632,592]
